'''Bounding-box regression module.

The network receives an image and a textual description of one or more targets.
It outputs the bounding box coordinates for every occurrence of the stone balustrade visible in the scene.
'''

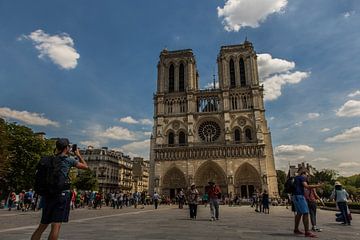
[154,143,265,161]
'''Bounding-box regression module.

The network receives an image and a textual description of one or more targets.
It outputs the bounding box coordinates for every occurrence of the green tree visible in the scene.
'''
[0,120,54,193]
[74,169,98,191]
[276,170,287,197]
[313,169,338,185]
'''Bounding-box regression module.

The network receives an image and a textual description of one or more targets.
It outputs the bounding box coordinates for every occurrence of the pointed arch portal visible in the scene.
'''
[162,167,187,199]
[234,163,261,198]
[194,161,227,194]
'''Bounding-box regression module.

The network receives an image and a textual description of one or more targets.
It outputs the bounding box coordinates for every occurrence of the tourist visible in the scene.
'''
[202,192,209,207]
[7,190,16,211]
[178,189,185,209]
[31,138,88,240]
[188,183,199,220]
[262,190,269,214]
[330,181,351,225]
[207,180,221,221]
[304,180,324,232]
[292,168,322,238]
[153,192,160,209]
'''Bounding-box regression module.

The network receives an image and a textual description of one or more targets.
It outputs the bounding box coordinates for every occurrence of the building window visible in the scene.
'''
[239,58,246,87]
[230,59,236,88]
[168,132,175,145]
[179,63,185,92]
[198,121,221,142]
[169,64,175,93]
[179,131,186,145]
[234,129,241,143]
[245,128,252,142]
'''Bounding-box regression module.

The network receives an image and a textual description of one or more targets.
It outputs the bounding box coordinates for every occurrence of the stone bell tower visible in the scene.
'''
[150,41,278,199]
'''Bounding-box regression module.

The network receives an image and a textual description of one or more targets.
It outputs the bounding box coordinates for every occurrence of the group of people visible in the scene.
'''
[180,180,222,221]
[6,188,36,211]
[251,189,270,214]
[289,168,352,238]
[1,137,355,240]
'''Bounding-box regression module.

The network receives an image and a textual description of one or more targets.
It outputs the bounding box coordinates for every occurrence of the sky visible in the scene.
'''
[0,0,359,176]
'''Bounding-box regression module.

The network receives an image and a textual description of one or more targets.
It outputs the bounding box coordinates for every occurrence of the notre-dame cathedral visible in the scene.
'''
[149,40,278,199]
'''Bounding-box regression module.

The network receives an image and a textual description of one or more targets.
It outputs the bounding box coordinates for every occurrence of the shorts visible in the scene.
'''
[292,195,309,214]
[41,191,71,224]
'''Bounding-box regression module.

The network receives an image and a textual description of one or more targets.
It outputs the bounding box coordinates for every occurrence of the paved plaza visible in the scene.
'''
[0,205,358,240]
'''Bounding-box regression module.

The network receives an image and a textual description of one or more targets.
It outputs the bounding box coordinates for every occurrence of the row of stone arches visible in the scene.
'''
[161,161,262,198]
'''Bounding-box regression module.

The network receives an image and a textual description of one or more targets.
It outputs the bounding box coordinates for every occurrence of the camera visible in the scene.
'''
[71,144,77,152]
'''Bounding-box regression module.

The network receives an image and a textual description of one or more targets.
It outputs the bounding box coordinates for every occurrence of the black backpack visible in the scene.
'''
[284,177,296,195]
[34,155,71,196]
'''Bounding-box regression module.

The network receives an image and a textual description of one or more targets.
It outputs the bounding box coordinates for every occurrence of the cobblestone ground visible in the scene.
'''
[0,205,359,240]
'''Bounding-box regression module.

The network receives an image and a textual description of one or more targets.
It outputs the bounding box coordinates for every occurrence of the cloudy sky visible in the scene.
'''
[0,0,359,176]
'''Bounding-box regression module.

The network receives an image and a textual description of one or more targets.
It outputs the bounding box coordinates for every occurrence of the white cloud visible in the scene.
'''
[257,53,294,78]
[0,107,59,127]
[120,139,151,158]
[339,162,360,168]
[344,11,355,18]
[21,29,79,69]
[119,116,152,125]
[312,157,331,162]
[336,100,360,117]
[348,90,360,98]
[321,128,331,132]
[275,144,314,155]
[257,54,310,101]
[79,140,101,148]
[99,126,136,140]
[308,113,320,119]
[144,131,152,136]
[120,116,139,124]
[204,81,219,89]
[294,121,303,127]
[325,126,360,143]
[217,0,288,32]
[140,119,153,125]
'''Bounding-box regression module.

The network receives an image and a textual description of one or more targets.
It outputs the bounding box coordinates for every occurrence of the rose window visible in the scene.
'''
[198,121,221,142]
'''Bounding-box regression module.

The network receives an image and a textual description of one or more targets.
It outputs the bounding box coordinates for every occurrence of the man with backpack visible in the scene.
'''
[292,168,322,238]
[31,138,88,240]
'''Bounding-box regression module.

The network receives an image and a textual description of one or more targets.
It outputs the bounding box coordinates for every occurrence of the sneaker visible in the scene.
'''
[305,232,318,238]
[210,217,215,221]
[294,229,304,235]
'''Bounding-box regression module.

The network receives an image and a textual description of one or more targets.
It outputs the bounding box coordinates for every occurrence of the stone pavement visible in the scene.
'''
[0,205,359,240]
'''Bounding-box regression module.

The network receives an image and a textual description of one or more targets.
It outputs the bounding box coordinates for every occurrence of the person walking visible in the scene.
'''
[207,180,221,221]
[31,138,88,240]
[188,183,199,220]
[292,168,322,238]
[153,192,160,209]
[330,181,351,225]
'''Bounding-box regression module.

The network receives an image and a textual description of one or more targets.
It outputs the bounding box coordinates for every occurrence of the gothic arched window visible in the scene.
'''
[169,64,175,93]
[168,132,175,145]
[179,63,185,92]
[230,59,236,88]
[234,129,241,143]
[245,128,252,142]
[239,58,246,87]
[179,131,186,145]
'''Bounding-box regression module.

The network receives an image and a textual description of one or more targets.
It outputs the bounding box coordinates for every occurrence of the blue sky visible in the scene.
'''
[1,0,359,176]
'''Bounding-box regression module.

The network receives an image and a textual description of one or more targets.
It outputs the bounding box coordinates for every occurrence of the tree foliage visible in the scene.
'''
[0,119,54,195]
[73,168,98,191]
[276,170,287,197]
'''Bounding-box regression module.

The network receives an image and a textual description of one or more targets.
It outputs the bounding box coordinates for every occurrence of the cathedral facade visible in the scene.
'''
[149,41,279,199]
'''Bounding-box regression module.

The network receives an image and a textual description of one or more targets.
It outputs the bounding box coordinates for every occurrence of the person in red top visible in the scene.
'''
[207,180,221,221]
[304,181,324,232]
